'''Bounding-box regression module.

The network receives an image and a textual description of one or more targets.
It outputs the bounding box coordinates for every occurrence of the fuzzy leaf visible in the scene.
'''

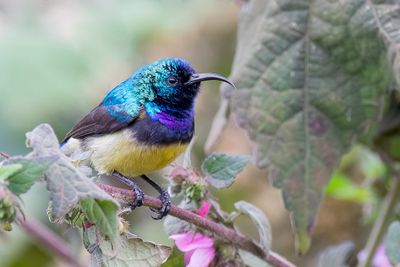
[226,0,400,253]
[238,249,271,267]
[201,153,250,189]
[100,234,172,267]
[80,198,118,241]
[0,164,22,180]
[385,221,400,264]
[25,124,119,239]
[3,157,55,195]
[163,215,191,236]
[234,200,271,251]
[317,241,354,267]
[163,201,194,236]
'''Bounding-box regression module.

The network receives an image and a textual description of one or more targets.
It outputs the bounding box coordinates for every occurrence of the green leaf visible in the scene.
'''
[201,153,250,189]
[100,234,172,267]
[26,124,119,239]
[0,189,17,229]
[317,241,354,267]
[234,200,271,251]
[385,221,400,264]
[0,164,22,180]
[161,247,184,267]
[325,173,371,203]
[3,157,55,195]
[80,198,118,241]
[225,0,400,253]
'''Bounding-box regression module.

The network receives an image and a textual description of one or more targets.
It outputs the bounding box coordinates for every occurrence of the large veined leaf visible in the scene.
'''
[224,0,400,253]
[100,236,171,267]
[83,227,171,267]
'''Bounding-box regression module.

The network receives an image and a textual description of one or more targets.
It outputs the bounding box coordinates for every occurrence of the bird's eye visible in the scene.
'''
[167,76,178,86]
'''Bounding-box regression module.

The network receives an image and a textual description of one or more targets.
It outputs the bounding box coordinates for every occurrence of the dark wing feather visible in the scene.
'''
[63,104,139,142]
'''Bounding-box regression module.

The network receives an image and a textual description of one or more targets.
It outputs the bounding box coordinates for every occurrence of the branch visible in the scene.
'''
[17,215,85,267]
[97,183,296,267]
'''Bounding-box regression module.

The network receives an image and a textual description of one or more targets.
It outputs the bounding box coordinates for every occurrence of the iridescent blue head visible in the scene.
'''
[134,58,197,109]
[131,57,234,109]
[103,58,234,128]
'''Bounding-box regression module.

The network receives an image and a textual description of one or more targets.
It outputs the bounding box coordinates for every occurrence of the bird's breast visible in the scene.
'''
[84,129,188,177]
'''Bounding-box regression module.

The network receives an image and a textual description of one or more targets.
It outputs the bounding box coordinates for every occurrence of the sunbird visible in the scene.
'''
[62,58,234,219]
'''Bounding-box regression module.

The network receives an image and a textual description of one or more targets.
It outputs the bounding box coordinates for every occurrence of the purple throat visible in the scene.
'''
[154,110,194,129]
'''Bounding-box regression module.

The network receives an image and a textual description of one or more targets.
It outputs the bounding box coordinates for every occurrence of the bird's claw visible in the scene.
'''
[150,190,171,220]
[130,183,144,210]
[112,172,144,210]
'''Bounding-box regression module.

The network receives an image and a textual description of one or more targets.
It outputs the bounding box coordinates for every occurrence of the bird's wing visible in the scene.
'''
[63,104,142,142]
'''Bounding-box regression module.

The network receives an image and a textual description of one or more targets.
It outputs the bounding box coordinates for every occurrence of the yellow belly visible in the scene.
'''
[83,129,188,177]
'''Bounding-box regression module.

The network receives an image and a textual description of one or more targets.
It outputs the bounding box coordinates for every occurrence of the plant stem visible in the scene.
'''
[97,183,296,267]
[357,175,400,267]
[17,215,85,267]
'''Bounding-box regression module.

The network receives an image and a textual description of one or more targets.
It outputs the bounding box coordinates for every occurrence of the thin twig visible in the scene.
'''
[0,152,10,159]
[17,215,85,267]
[97,183,296,267]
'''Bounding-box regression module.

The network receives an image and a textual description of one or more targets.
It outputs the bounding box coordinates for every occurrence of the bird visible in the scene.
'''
[61,57,234,219]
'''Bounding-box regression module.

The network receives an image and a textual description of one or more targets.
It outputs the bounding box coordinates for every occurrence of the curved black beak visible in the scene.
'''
[185,73,236,88]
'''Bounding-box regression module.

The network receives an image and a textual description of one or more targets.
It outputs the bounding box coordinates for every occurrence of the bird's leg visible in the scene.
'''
[112,171,144,210]
[139,175,171,220]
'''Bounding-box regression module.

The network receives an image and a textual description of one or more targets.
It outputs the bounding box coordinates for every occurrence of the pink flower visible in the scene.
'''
[358,244,391,267]
[197,201,211,218]
[170,202,215,267]
[170,232,215,267]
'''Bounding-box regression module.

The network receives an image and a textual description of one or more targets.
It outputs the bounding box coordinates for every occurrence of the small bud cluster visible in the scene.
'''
[0,187,17,231]
[168,166,207,203]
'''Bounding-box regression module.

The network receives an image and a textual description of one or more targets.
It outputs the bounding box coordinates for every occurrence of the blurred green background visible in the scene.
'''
[0,1,390,266]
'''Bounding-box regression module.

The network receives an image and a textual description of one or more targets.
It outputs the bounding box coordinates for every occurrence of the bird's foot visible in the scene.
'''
[129,182,144,210]
[112,172,144,210]
[150,189,171,220]
[140,175,171,220]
